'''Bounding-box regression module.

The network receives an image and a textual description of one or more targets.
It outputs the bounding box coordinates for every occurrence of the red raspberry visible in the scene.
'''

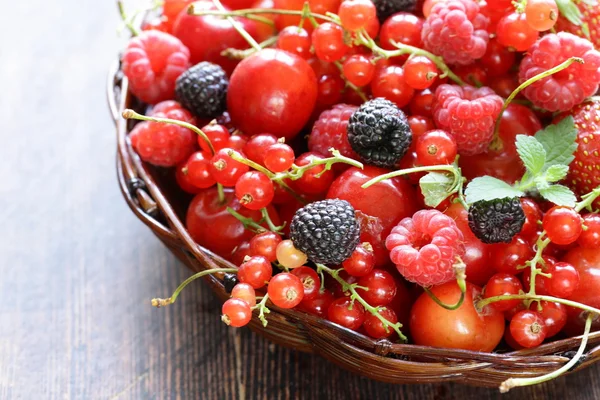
[308,104,360,160]
[385,210,465,286]
[518,33,600,113]
[421,0,489,66]
[121,31,190,104]
[433,84,503,155]
[556,0,600,49]
[130,101,197,167]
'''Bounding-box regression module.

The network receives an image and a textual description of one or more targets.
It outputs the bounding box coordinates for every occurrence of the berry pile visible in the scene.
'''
[119,0,600,391]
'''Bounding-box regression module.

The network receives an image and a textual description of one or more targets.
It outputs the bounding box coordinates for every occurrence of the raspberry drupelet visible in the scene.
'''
[308,104,360,160]
[385,209,465,287]
[518,33,600,112]
[121,31,190,104]
[421,0,490,66]
[433,84,503,155]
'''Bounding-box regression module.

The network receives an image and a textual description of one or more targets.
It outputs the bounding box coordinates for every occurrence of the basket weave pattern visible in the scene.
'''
[107,62,600,387]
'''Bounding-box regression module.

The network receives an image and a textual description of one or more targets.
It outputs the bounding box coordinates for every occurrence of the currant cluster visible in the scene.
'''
[120,0,600,391]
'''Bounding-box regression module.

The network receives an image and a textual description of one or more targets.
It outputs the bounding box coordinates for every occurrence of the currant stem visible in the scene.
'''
[122,109,216,155]
[286,149,364,180]
[260,208,285,233]
[117,0,141,37]
[499,313,594,393]
[189,6,339,25]
[151,267,238,307]
[477,294,600,316]
[227,207,268,233]
[576,186,600,212]
[252,293,271,327]
[317,264,408,342]
[361,164,459,189]
[222,35,278,60]
[211,0,262,51]
[491,56,584,148]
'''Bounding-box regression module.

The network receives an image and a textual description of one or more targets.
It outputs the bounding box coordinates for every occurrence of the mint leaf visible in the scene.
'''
[534,116,578,167]
[539,184,577,207]
[420,172,454,207]
[545,164,569,183]
[556,0,583,26]
[465,176,525,204]
[516,135,546,175]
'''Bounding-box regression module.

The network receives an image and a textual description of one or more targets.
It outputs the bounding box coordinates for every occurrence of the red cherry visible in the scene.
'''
[268,273,305,308]
[227,49,318,140]
[327,297,366,330]
[251,0,277,41]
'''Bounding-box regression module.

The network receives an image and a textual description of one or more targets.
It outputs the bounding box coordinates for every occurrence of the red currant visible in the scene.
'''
[380,12,423,51]
[317,74,345,106]
[356,269,397,307]
[176,161,202,194]
[238,255,273,289]
[578,213,600,249]
[490,236,534,275]
[480,38,516,77]
[183,151,216,189]
[415,129,457,166]
[338,0,377,32]
[483,273,523,312]
[547,261,580,299]
[277,26,311,59]
[327,297,366,330]
[342,55,376,87]
[243,133,278,165]
[538,301,567,338]
[227,134,248,151]
[199,123,230,152]
[409,89,435,117]
[231,241,252,266]
[363,308,398,339]
[496,12,539,52]
[543,206,583,245]
[342,243,375,277]
[371,66,415,108]
[520,198,543,239]
[292,152,335,195]
[404,56,438,90]
[222,298,252,327]
[268,272,305,308]
[510,310,546,348]
[235,171,275,210]
[249,231,282,262]
[408,115,436,138]
[209,148,250,186]
[291,266,321,301]
[295,289,334,317]
[525,0,559,32]
[231,283,257,307]
[312,23,349,62]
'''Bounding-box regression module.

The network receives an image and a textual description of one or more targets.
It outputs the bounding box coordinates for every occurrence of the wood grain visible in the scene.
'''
[2,1,600,399]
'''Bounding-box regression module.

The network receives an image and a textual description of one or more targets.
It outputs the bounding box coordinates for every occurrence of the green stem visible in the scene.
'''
[317,264,407,341]
[211,0,262,51]
[361,164,459,189]
[334,60,369,102]
[189,6,339,24]
[252,293,271,326]
[477,294,600,316]
[260,208,285,232]
[122,109,215,155]
[221,35,278,60]
[286,149,364,180]
[117,0,141,36]
[423,258,467,311]
[152,268,238,307]
[499,314,594,393]
[217,183,226,204]
[576,186,600,212]
[227,207,268,233]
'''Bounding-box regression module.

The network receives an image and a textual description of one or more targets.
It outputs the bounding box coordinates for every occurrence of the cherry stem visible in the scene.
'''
[151,267,238,307]
[423,258,467,311]
[316,264,408,342]
[499,313,594,393]
[209,0,262,51]
[189,6,339,24]
[252,293,271,327]
[117,0,141,37]
[222,36,278,60]
[122,109,216,155]
[217,183,226,204]
[490,56,584,149]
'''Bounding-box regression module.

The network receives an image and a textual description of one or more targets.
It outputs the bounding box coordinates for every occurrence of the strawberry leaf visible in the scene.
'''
[539,184,577,207]
[465,176,525,204]
[516,135,546,175]
[420,172,455,207]
[556,0,583,26]
[534,116,578,168]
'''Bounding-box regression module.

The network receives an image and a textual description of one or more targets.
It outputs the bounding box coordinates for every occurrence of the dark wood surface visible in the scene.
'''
[2,1,600,399]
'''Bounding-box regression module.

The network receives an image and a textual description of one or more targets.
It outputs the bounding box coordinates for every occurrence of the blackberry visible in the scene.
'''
[371,0,417,23]
[223,273,239,294]
[290,199,360,265]
[347,98,412,168]
[468,198,526,244]
[175,61,228,119]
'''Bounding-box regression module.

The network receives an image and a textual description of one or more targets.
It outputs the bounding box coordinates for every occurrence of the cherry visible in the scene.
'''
[277,26,312,59]
[537,301,567,338]
[496,12,539,52]
[163,0,195,23]
[371,66,415,108]
[327,297,366,330]
[409,89,435,117]
[199,123,230,152]
[222,298,252,327]
[489,235,534,275]
[578,213,600,249]
[249,231,282,262]
[291,266,321,301]
[520,198,543,239]
[209,148,250,186]
[525,0,559,32]
[312,23,349,62]
[363,308,399,339]
[276,239,308,269]
[292,152,335,195]
[243,133,278,166]
[483,273,523,312]
[510,310,546,348]
[342,55,376,87]
[415,129,457,166]
[543,206,583,245]
[356,269,397,307]
[186,187,280,259]
[231,283,257,307]
[235,171,275,210]
[296,289,334,317]
[480,38,516,77]
[342,243,376,277]
[404,56,438,90]
[183,151,217,189]
[227,49,318,140]
[410,282,505,352]
[327,166,418,266]
[268,272,304,308]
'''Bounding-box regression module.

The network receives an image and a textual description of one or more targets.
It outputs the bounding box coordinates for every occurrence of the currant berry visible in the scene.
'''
[268,272,305,308]
[291,266,321,301]
[490,236,534,275]
[237,255,273,289]
[249,231,282,262]
[327,297,366,330]
[235,171,275,210]
[199,123,230,152]
[231,241,252,266]
[483,273,523,312]
[342,243,376,277]
[209,148,250,186]
[342,55,376,87]
[276,239,308,269]
[338,0,377,32]
[409,90,435,117]
[371,66,415,108]
[520,198,543,239]
[296,289,334,317]
[547,261,580,299]
[479,38,516,78]
[317,74,345,106]
[496,12,539,51]
[415,129,457,166]
[543,206,583,245]
[578,213,600,249]
[510,310,547,348]
[227,134,248,151]
[277,26,312,59]
[243,133,278,166]
[292,152,335,194]
[221,298,252,327]
[231,283,257,307]
[183,151,216,189]
[363,308,398,339]
[537,301,567,338]
[357,269,397,306]
[380,12,423,52]
[329,270,360,298]
[312,23,349,62]
[404,56,438,90]
[525,0,558,32]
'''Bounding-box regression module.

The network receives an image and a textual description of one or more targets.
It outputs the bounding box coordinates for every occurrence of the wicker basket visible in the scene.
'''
[107,60,600,388]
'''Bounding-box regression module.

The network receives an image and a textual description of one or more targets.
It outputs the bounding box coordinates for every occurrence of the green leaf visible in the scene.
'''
[539,184,577,207]
[556,0,583,26]
[545,164,570,183]
[516,135,546,175]
[419,172,454,207]
[534,116,579,167]
[465,176,525,204]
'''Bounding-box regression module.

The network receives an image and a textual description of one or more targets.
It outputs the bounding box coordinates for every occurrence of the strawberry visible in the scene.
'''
[556,0,600,49]
[567,100,600,207]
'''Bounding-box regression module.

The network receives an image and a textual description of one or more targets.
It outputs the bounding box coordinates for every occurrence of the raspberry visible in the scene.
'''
[290,199,360,265]
[129,101,197,167]
[386,209,465,286]
[175,62,229,119]
[468,198,525,244]
[518,33,600,113]
[121,31,190,104]
[433,84,503,155]
[347,98,412,168]
[370,0,417,23]
[308,104,360,160]
[421,0,489,66]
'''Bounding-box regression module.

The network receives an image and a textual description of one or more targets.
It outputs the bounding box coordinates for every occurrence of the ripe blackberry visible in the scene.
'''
[290,199,360,265]
[433,84,503,155]
[468,198,526,244]
[175,61,229,119]
[347,98,412,168]
[308,104,360,160]
[518,32,600,113]
[223,273,239,294]
[370,0,417,23]
[421,0,489,66]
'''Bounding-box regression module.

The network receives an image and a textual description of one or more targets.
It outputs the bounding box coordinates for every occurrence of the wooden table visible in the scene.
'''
[2,1,600,399]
